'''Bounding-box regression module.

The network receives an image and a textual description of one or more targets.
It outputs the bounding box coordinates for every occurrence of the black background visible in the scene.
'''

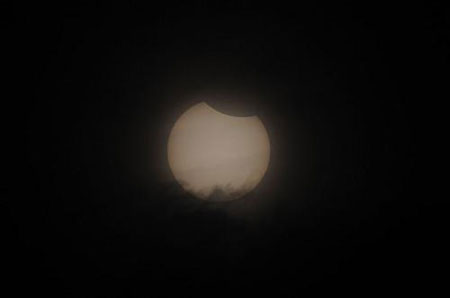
[3,2,447,297]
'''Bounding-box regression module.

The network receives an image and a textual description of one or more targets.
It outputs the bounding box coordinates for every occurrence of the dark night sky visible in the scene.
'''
[3,2,447,297]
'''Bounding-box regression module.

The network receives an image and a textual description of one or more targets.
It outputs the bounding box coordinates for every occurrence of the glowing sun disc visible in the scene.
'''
[167,102,270,201]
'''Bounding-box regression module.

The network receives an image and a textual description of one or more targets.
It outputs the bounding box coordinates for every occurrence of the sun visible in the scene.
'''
[167,102,270,201]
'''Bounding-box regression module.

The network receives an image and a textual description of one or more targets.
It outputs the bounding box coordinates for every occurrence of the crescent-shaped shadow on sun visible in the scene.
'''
[167,102,270,201]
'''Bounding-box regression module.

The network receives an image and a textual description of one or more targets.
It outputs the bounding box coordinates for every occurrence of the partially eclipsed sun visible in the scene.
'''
[167,102,270,201]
